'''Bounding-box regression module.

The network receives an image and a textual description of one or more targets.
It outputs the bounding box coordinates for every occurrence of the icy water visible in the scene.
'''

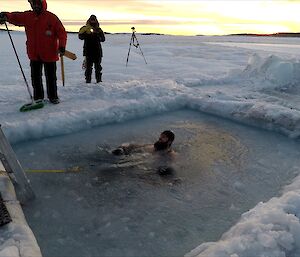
[14,110,300,257]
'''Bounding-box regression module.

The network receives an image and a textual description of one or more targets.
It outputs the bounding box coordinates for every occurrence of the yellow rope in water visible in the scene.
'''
[26,169,65,173]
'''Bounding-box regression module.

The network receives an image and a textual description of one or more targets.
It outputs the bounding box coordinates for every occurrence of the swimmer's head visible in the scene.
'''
[161,130,175,143]
[154,130,175,151]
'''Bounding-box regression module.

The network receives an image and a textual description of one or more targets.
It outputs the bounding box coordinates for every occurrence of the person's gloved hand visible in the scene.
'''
[59,47,65,57]
[85,25,93,34]
[157,166,174,176]
[112,148,124,156]
[0,12,7,24]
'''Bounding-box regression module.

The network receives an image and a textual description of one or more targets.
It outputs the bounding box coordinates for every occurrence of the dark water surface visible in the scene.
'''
[14,110,300,257]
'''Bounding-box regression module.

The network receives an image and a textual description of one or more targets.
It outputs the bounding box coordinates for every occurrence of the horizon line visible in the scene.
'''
[1,28,300,38]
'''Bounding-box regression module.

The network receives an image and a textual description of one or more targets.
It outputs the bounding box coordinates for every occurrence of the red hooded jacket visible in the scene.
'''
[6,0,67,62]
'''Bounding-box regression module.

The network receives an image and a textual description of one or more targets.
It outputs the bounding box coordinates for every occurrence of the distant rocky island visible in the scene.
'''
[226,32,300,38]
[1,28,300,37]
[197,32,300,37]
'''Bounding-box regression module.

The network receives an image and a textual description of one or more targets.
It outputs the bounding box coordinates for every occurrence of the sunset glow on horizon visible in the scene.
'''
[1,0,300,35]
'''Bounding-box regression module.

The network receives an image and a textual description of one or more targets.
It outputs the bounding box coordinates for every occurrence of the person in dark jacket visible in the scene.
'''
[78,15,105,83]
[0,0,67,104]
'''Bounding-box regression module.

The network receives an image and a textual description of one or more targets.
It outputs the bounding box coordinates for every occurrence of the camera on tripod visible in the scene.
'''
[126,27,147,66]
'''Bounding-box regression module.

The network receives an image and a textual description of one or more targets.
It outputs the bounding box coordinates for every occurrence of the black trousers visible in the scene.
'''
[85,57,102,83]
[30,61,58,100]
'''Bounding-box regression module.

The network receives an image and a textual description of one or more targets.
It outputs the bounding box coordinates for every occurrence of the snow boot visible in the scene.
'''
[49,98,60,104]
[96,73,102,83]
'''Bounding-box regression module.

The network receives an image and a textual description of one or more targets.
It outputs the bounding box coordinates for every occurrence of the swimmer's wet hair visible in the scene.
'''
[162,130,175,142]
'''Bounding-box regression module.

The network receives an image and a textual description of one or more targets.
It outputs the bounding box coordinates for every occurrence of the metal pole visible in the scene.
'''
[4,22,33,100]
[60,56,65,86]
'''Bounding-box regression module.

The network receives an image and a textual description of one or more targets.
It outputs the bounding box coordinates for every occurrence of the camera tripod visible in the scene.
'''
[126,27,147,66]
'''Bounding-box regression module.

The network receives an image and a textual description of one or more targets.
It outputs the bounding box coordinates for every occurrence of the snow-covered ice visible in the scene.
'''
[1,33,300,143]
[0,30,300,256]
[186,177,300,257]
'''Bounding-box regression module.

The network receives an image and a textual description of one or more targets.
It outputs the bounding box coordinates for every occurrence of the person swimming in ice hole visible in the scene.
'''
[112,130,176,176]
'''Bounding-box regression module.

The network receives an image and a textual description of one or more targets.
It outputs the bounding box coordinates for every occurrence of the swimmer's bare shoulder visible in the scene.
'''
[163,148,176,155]
[168,149,177,158]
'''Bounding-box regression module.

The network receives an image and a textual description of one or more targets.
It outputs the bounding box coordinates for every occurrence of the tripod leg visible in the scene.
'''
[133,34,147,64]
[126,34,134,67]
[139,45,147,65]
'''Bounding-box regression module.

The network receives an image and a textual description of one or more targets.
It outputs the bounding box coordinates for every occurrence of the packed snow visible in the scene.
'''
[186,177,300,257]
[0,171,41,257]
[0,30,300,257]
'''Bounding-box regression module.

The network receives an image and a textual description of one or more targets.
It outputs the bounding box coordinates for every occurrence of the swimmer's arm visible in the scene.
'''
[112,143,151,155]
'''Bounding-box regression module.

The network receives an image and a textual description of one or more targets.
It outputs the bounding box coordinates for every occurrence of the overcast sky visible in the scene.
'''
[2,0,300,35]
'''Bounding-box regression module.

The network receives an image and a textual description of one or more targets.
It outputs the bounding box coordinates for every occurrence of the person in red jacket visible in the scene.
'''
[0,0,67,104]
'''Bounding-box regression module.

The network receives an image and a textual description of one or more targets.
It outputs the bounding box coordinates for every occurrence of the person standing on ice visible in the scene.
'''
[78,15,105,83]
[0,0,67,104]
